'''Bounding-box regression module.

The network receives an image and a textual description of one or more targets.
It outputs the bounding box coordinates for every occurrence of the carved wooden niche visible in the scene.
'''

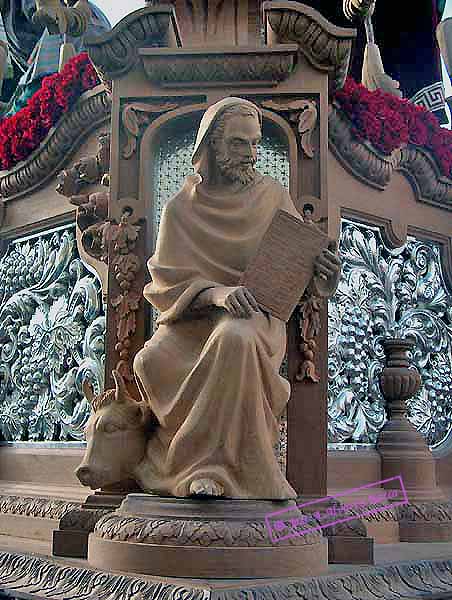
[135,100,318,472]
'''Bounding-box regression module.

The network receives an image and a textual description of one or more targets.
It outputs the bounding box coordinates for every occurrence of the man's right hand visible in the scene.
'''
[211,286,260,319]
[192,286,260,319]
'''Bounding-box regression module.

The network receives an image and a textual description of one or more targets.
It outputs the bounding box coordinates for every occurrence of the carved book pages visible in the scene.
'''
[239,209,329,322]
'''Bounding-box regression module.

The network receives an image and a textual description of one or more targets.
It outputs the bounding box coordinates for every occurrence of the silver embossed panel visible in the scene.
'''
[0,225,105,441]
[329,220,452,450]
[152,119,290,472]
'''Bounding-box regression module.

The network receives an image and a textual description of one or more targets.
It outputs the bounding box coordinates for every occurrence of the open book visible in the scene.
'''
[239,209,329,322]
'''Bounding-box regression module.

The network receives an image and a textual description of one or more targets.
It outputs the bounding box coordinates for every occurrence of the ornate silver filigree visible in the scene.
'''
[328,220,452,449]
[0,225,105,441]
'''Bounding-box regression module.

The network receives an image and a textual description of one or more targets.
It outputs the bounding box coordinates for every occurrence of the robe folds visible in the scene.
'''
[133,173,299,499]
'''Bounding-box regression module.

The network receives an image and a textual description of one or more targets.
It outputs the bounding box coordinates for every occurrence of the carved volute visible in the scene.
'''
[146,0,263,46]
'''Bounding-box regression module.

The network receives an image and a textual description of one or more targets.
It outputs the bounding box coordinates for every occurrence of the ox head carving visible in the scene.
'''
[75,370,153,490]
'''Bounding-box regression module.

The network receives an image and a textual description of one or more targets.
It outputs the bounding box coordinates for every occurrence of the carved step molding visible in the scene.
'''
[0,549,452,599]
[0,495,81,544]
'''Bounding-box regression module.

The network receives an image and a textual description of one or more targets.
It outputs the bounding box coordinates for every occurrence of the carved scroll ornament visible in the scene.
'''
[85,6,181,82]
[328,105,452,209]
[263,1,356,93]
[122,102,180,159]
[262,99,318,158]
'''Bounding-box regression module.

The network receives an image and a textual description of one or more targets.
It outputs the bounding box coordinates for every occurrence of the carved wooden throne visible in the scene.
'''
[62,0,359,576]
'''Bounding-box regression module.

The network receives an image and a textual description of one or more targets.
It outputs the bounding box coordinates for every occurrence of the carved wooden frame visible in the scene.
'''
[104,91,325,494]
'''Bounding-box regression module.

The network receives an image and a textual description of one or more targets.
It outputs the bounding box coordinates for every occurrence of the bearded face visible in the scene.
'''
[214,144,257,186]
[210,112,261,187]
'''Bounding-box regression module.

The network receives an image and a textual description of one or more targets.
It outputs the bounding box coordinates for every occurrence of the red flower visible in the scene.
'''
[334,77,452,179]
[409,115,429,146]
[0,52,100,171]
[355,109,382,141]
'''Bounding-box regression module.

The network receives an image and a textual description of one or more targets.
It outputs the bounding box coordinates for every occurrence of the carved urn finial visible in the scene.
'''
[379,338,421,420]
[377,337,444,503]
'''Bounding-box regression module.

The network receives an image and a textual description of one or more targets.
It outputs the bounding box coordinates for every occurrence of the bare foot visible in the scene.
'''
[189,478,225,497]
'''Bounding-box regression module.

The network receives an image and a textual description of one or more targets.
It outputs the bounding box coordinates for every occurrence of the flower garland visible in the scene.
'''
[0,52,100,170]
[334,77,452,180]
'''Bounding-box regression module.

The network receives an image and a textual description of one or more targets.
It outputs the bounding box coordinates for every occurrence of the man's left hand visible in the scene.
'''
[312,244,341,298]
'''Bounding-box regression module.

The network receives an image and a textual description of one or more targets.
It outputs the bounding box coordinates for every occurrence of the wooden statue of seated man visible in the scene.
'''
[77,97,341,500]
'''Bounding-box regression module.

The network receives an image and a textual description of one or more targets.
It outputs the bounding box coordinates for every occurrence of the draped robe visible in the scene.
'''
[133,172,300,499]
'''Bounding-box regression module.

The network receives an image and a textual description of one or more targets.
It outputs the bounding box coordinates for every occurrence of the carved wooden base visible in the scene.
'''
[297,495,375,564]
[52,491,126,559]
[328,536,374,564]
[397,502,452,542]
[88,494,328,578]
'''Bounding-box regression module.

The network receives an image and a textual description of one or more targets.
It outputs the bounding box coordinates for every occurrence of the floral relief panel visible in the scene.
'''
[0,224,105,441]
[329,219,452,451]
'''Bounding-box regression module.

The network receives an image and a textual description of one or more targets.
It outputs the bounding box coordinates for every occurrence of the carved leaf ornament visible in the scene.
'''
[262,99,318,158]
[122,102,179,159]
[105,208,143,381]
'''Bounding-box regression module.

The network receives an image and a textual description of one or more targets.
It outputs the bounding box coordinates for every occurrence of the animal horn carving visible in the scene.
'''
[112,369,128,403]
[82,379,95,405]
